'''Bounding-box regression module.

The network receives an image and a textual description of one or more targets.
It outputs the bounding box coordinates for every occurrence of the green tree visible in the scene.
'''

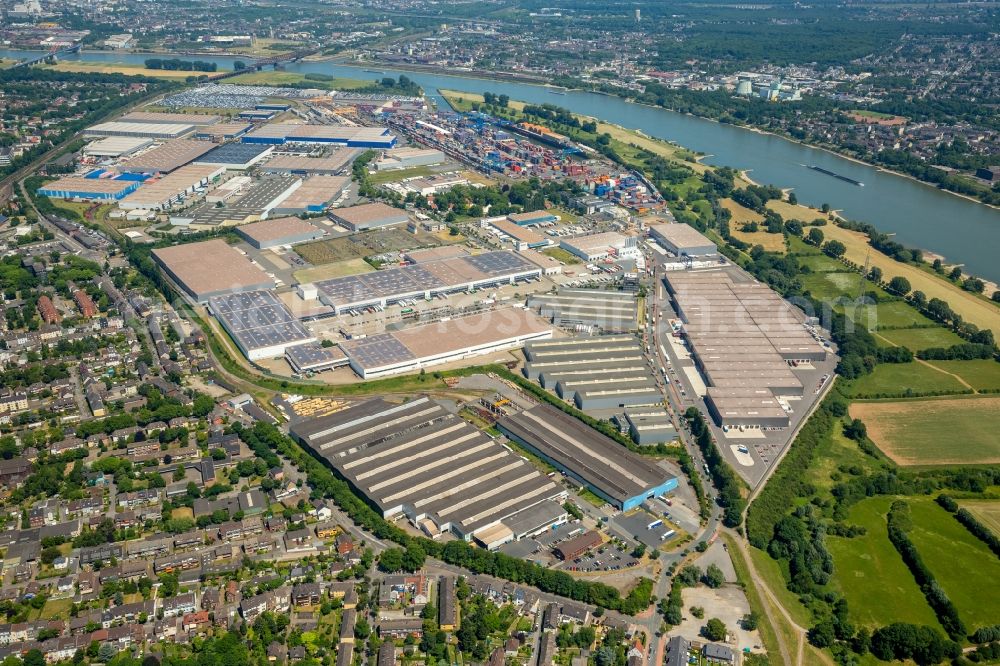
[703,618,727,642]
[887,276,911,296]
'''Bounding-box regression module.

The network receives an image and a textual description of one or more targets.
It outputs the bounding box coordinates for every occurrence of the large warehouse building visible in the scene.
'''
[339,308,552,378]
[38,176,141,201]
[152,238,275,303]
[665,270,827,429]
[527,288,637,332]
[260,151,359,176]
[83,136,153,158]
[647,223,717,257]
[193,143,274,170]
[290,397,567,546]
[243,123,397,148]
[235,217,325,249]
[119,139,215,174]
[207,290,314,360]
[329,202,409,232]
[311,250,543,314]
[560,232,639,261]
[522,336,661,412]
[118,164,225,211]
[374,147,445,171]
[84,121,195,140]
[271,175,350,215]
[497,403,678,510]
[121,111,221,126]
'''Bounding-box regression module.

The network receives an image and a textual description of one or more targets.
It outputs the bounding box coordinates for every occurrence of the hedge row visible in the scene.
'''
[886,500,966,640]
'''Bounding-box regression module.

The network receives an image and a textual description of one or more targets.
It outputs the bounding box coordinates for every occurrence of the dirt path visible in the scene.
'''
[730,535,803,666]
[872,331,976,392]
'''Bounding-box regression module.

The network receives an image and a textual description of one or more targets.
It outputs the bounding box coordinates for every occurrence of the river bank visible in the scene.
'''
[4,46,998,279]
[355,58,996,211]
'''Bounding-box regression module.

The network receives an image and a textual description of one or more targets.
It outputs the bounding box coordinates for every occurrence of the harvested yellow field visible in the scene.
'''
[818,223,1000,336]
[960,501,1000,535]
[722,198,786,253]
[722,198,764,225]
[764,196,1000,335]
[41,61,219,78]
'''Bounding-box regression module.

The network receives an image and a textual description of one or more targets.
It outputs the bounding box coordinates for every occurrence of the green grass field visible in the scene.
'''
[850,396,1000,466]
[804,426,881,493]
[798,254,849,273]
[875,326,965,351]
[840,362,967,398]
[224,71,371,90]
[908,498,1000,629]
[800,271,863,302]
[542,247,582,265]
[959,500,1000,536]
[827,496,942,630]
[928,359,1000,391]
[370,165,436,184]
[870,301,937,329]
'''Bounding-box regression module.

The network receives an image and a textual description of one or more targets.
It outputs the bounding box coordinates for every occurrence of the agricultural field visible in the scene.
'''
[839,361,966,398]
[907,498,1000,629]
[874,326,965,351]
[867,301,937,329]
[826,496,942,630]
[815,223,1000,336]
[849,396,1000,466]
[732,227,786,253]
[958,500,1000,536]
[928,359,1000,392]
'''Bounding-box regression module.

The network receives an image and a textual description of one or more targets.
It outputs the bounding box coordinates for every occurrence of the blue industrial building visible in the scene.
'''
[242,123,397,149]
[38,176,141,201]
[498,403,678,510]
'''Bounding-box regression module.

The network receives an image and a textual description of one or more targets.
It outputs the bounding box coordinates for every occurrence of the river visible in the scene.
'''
[5,48,1000,281]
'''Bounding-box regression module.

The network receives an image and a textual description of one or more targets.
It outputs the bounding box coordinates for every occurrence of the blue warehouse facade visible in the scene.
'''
[38,176,141,201]
[497,403,678,511]
[242,122,397,149]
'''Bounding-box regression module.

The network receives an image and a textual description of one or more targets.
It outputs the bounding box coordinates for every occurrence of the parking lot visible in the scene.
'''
[610,509,682,551]
[560,541,640,573]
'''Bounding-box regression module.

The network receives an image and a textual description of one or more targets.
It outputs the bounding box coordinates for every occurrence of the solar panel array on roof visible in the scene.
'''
[313,251,541,313]
[284,341,348,373]
[208,290,314,360]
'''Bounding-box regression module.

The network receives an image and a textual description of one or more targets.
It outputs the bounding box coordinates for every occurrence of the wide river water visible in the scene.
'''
[6,49,1000,281]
